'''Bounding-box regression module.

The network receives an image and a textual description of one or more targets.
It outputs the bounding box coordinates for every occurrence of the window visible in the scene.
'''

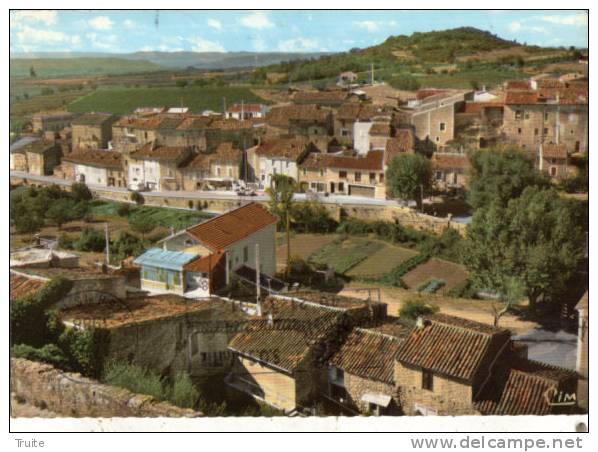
[338,182,344,192]
[515,110,523,120]
[355,172,361,182]
[517,128,522,134]
[543,128,548,135]
[379,173,384,183]
[422,370,434,391]
[339,171,347,179]
[544,112,549,121]
[439,122,446,131]
[534,128,539,136]
[550,166,557,177]
[369,172,376,182]
[524,111,530,120]
[575,141,581,152]
[243,246,249,263]
[435,136,440,142]
[435,171,443,181]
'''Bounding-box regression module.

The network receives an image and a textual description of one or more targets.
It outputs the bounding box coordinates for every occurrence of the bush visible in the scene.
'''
[11,343,68,368]
[130,191,144,205]
[103,361,167,401]
[291,201,338,233]
[416,278,446,294]
[74,228,106,252]
[57,233,75,250]
[116,203,132,217]
[448,279,478,299]
[388,74,421,91]
[71,182,93,202]
[59,328,110,378]
[171,373,200,409]
[111,231,144,259]
[379,253,431,287]
[399,299,439,321]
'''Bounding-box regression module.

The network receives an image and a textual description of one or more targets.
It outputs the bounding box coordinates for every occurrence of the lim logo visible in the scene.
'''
[544,387,576,407]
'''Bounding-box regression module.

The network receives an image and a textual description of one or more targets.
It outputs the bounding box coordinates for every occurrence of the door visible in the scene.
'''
[330,182,335,193]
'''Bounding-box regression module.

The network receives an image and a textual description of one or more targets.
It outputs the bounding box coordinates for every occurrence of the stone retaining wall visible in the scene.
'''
[10,358,202,418]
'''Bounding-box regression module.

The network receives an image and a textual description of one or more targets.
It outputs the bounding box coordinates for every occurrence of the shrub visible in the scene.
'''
[399,299,439,321]
[103,361,167,401]
[379,253,430,287]
[74,228,106,252]
[11,343,68,368]
[10,278,73,347]
[448,279,478,299]
[111,231,144,259]
[57,233,75,250]
[416,278,446,294]
[116,203,132,217]
[388,74,421,91]
[59,328,110,378]
[171,373,200,409]
[130,191,144,205]
[71,182,93,202]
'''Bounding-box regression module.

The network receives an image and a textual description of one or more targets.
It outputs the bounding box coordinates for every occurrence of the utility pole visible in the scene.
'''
[420,184,424,213]
[104,222,110,265]
[241,99,244,122]
[255,243,262,316]
[286,210,291,278]
[370,62,374,86]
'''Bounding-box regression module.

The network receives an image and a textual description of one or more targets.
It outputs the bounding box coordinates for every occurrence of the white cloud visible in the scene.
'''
[531,26,547,34]
[355,20,380,32]
[10,10,57,28]
[540,13,588,27]
[277,37,319,52]
[86,32,119,50]
[253,36,267,52]
[188,36,225,52]
[123,19,137,29]
[240,11,273,29]
[16,25,80,46]
[509,21,522,32]
[208,18,222,30]
[89,16,114,30]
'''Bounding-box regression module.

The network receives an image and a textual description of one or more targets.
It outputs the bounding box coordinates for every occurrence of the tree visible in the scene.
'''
[465,187,585,314]
[467,148,549,209]
[30,66,36,77]
[388,74,421,91]
[45,198,73,230]
[386,154,433,210]
[129,215,155,239]
[70,182,92,202]
[266,174,296,276]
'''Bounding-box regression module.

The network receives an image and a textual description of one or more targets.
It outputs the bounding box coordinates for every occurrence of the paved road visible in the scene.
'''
[11,171,400,207]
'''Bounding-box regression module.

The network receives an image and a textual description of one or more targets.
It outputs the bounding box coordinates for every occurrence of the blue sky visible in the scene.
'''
[10,10,588,54]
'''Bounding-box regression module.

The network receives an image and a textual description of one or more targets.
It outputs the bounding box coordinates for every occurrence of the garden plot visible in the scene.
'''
[309,237,384,275]
[346,243,419,279]
[401,257,469,293]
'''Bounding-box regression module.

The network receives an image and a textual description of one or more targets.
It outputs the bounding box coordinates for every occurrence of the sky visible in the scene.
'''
[9,10,589,54]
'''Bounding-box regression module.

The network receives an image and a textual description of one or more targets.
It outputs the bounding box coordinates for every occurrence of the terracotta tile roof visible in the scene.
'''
[385,129,415,164]
[10,271,48,301]
[301,150,384,171]
[114,114,185,130]
[176,116,212,130]
[182,153,210,171]
[336,104,389,121]
[266,105,331,128]
[293,90,348,104]
[130,142,192,162]
[396,313,511,383]
[505,80,531,90]
[255,137,313,160]
[72,112,115,126]
[505,90,539,105]
[210,142,241,164]
[228,296,345,372]
[63,149,123,169]
[186,202,277,251]
[207,119,257,130]
[541,144,568,159]
[431,153,471,170]
[329,323,409,384]
[416,89,448,100]
[184,250,225,273]
[475,355,578,415]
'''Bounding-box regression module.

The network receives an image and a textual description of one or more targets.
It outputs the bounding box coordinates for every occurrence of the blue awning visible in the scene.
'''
[133,248,198,271]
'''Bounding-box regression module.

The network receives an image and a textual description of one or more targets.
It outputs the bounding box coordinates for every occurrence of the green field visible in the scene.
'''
[310,237,385,275]
[68,86,269,115]
[90,200,214,230]
[346,243,419,278]
[10,57,165,77]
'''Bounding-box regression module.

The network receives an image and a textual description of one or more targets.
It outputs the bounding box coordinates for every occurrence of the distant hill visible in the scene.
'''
[10,50,332,75]
[9,57,165,78]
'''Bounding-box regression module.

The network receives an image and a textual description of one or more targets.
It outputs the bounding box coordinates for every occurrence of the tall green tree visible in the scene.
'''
[266,174,296,276]
[468,148,548,209]
[386,154,433,210]
[129,215,155,240]
[465,187,585,313]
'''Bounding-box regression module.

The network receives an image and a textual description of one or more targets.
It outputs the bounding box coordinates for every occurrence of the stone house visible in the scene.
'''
[135,203,277,298]
[248,137,319,188]
[181,142,242,191]
[453,101,505,150]
[10,139,62,175]
[227,292,388,413]
[538,144,568,179]
[62,149,126,187]
[338,71,358,87]
[126,142,195,191]
[204,118,263,152]
[327,319,410,415]
[71,113,117,150]
[31,111,74,133]
[502,80,588,154]
[394,314,578,416]
[266,104,333,140]
[298,150,386,199]
[431,152,471,191]
[399,90,469,150]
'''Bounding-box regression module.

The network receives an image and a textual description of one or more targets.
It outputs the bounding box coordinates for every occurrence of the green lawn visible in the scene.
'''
[68,85,269,115]
[10,57,165,77]
[90,201,214,230]
[310,237,385,275]
[346,243,419,278]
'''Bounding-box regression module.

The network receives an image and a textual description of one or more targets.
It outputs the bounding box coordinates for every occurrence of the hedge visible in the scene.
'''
[379,253,431,287]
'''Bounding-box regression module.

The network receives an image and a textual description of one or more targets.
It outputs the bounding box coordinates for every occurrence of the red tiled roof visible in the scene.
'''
[229,296,344,372]
[541,144,567,159]
[186,202,277,251]
[227,103,264,113]
[416,89,448,100]
[266,104,331,128]
[475,356,578,415]
[329,324,408,384]
[505,80,531,90]
[369,122,391,136]
[301,150,384,171]
[385,129,415,164]
[184,250,225,273]
[396,314,511,382]
[63,149,123,169]
[211,142,240,163]
[505,90,539,105]
[10,271,48,301]
[114,114,184,130]
[130,142,192,162]
[431,153,471,170]
[255,137,313,160]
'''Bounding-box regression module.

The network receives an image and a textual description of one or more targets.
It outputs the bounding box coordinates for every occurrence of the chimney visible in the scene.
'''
[416,316,425,329]
[267,312,273,328]
[255,243,262,316]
